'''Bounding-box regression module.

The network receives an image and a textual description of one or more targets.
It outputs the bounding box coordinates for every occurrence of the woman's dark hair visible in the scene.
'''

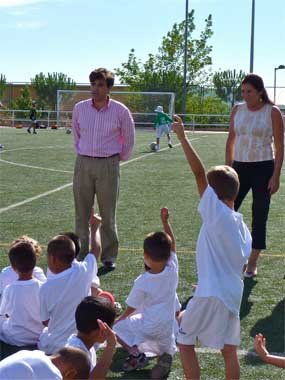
[242,74,274,105]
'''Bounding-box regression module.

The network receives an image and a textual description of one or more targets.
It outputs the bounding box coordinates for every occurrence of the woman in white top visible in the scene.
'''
[225,74,284,277]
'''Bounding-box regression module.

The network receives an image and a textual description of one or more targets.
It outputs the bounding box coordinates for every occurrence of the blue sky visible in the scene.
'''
[0,0,284,91]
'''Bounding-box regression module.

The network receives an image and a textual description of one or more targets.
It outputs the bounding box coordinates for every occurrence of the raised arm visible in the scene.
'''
[172,115,207,197]
[255,333,285,368]
[160,207,176,252]
[268,106,284,195]
[225,105,238,166]
[89,207,102,259]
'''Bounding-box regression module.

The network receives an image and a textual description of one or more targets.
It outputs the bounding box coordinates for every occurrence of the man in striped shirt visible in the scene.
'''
[72,68,135,269]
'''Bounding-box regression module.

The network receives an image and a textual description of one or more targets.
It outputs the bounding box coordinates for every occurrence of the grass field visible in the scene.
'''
[0,127,284,379]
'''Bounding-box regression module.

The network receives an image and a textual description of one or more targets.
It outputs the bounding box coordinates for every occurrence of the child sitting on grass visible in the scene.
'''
[172,115,252,380]
[0,240,45,348]
[38,219,101,355]
[66,295,117,379]
[0,235,46,298]
[114,207,178,379]
[0,346,91,379]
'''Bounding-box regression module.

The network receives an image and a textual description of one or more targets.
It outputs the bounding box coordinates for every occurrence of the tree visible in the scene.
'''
[115,10,213,112]
[212,69,246,106]
[0,73,7,100]
[31,72,76,110]
[12,86,33,118]
[185,94,230,128]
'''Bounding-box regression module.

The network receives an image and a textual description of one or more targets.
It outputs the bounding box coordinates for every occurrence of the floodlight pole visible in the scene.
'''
[182,0,189,115]
[249,0,255,72]
[274,65,285,104]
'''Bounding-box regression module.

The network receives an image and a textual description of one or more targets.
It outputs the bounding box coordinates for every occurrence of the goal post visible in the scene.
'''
[57,90,175,128]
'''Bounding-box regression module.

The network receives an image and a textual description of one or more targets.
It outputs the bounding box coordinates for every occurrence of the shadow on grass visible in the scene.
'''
[109,347,153,379]
[250,298,285,353]
[240,277,258,320]
[181,295,193,311]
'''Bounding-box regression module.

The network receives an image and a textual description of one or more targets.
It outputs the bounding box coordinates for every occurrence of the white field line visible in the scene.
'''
[0,158,73,173]
[0,138,200,214]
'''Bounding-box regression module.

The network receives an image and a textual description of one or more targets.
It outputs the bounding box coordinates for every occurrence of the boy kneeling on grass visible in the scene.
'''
[172,115,252,380]
[66,295,117,379]
[113,207,178,379]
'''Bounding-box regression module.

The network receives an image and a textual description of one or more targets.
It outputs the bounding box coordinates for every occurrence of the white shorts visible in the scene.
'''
[177,297,240,350]
[156,124,170,138]
[114,313,176,355]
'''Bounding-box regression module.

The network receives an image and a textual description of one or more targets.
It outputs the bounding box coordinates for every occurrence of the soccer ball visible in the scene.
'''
[150,142,158,152]
[66,128,72,134]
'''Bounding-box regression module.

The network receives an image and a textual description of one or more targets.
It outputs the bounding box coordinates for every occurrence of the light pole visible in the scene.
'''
[182,0,189,115]
[274,65,285,104]
[249,0,255,72]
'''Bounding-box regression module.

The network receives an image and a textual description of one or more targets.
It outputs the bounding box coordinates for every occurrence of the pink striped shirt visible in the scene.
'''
[72,98,135,161]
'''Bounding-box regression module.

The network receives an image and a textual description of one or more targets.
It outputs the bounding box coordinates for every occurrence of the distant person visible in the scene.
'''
[173,115,252,380]
[66,296,117,379]
[153,105,173,151]
[0,346,91,380]
[114,207,178,379]
[254,333,285,368]
[28,102,38,134]
[225,74,284,278]
[72,68,135,268]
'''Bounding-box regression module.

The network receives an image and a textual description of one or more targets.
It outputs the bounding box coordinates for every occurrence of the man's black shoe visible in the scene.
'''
[103,261,116,271]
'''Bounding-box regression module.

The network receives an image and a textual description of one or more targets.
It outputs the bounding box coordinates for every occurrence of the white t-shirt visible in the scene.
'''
[0,350,62,379]
[66,334,97,370]
[127,251,178,335]
[0,266,46,296]
[194,186,252,315]
[46,256,100,289]
[38,254,96,354]
[0,279,44,346]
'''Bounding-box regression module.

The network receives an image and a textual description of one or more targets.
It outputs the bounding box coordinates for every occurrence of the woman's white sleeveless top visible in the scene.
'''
[233,103,274,162]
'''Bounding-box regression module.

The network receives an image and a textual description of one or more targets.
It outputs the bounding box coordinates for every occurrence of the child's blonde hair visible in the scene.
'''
[10,235,42,259]
[207,165,239,201]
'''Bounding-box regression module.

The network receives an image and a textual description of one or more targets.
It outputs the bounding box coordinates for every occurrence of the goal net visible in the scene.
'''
[57,90,175,128]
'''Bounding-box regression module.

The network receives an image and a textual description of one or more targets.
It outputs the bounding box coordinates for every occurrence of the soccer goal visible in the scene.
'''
[57,90,175,128]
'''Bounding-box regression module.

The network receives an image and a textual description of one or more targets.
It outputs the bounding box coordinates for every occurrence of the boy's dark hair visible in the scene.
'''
[207,165,240,201]
[75,296,116,334]
[143,231,171,262]
[8,241,36,274]
[89,68,114,88]
[57,347,91,379]
[61,232,81,257]
[47,235,75,265]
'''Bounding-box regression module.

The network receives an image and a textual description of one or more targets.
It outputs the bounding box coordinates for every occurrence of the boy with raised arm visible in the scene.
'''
[172,115,252,380]
[114,208,178,379]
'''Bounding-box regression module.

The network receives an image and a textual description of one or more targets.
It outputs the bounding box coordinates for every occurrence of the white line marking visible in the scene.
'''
[0,138,200,214]
[0,145,70,154]
[0,183,72,214]
[0,158,73,173]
